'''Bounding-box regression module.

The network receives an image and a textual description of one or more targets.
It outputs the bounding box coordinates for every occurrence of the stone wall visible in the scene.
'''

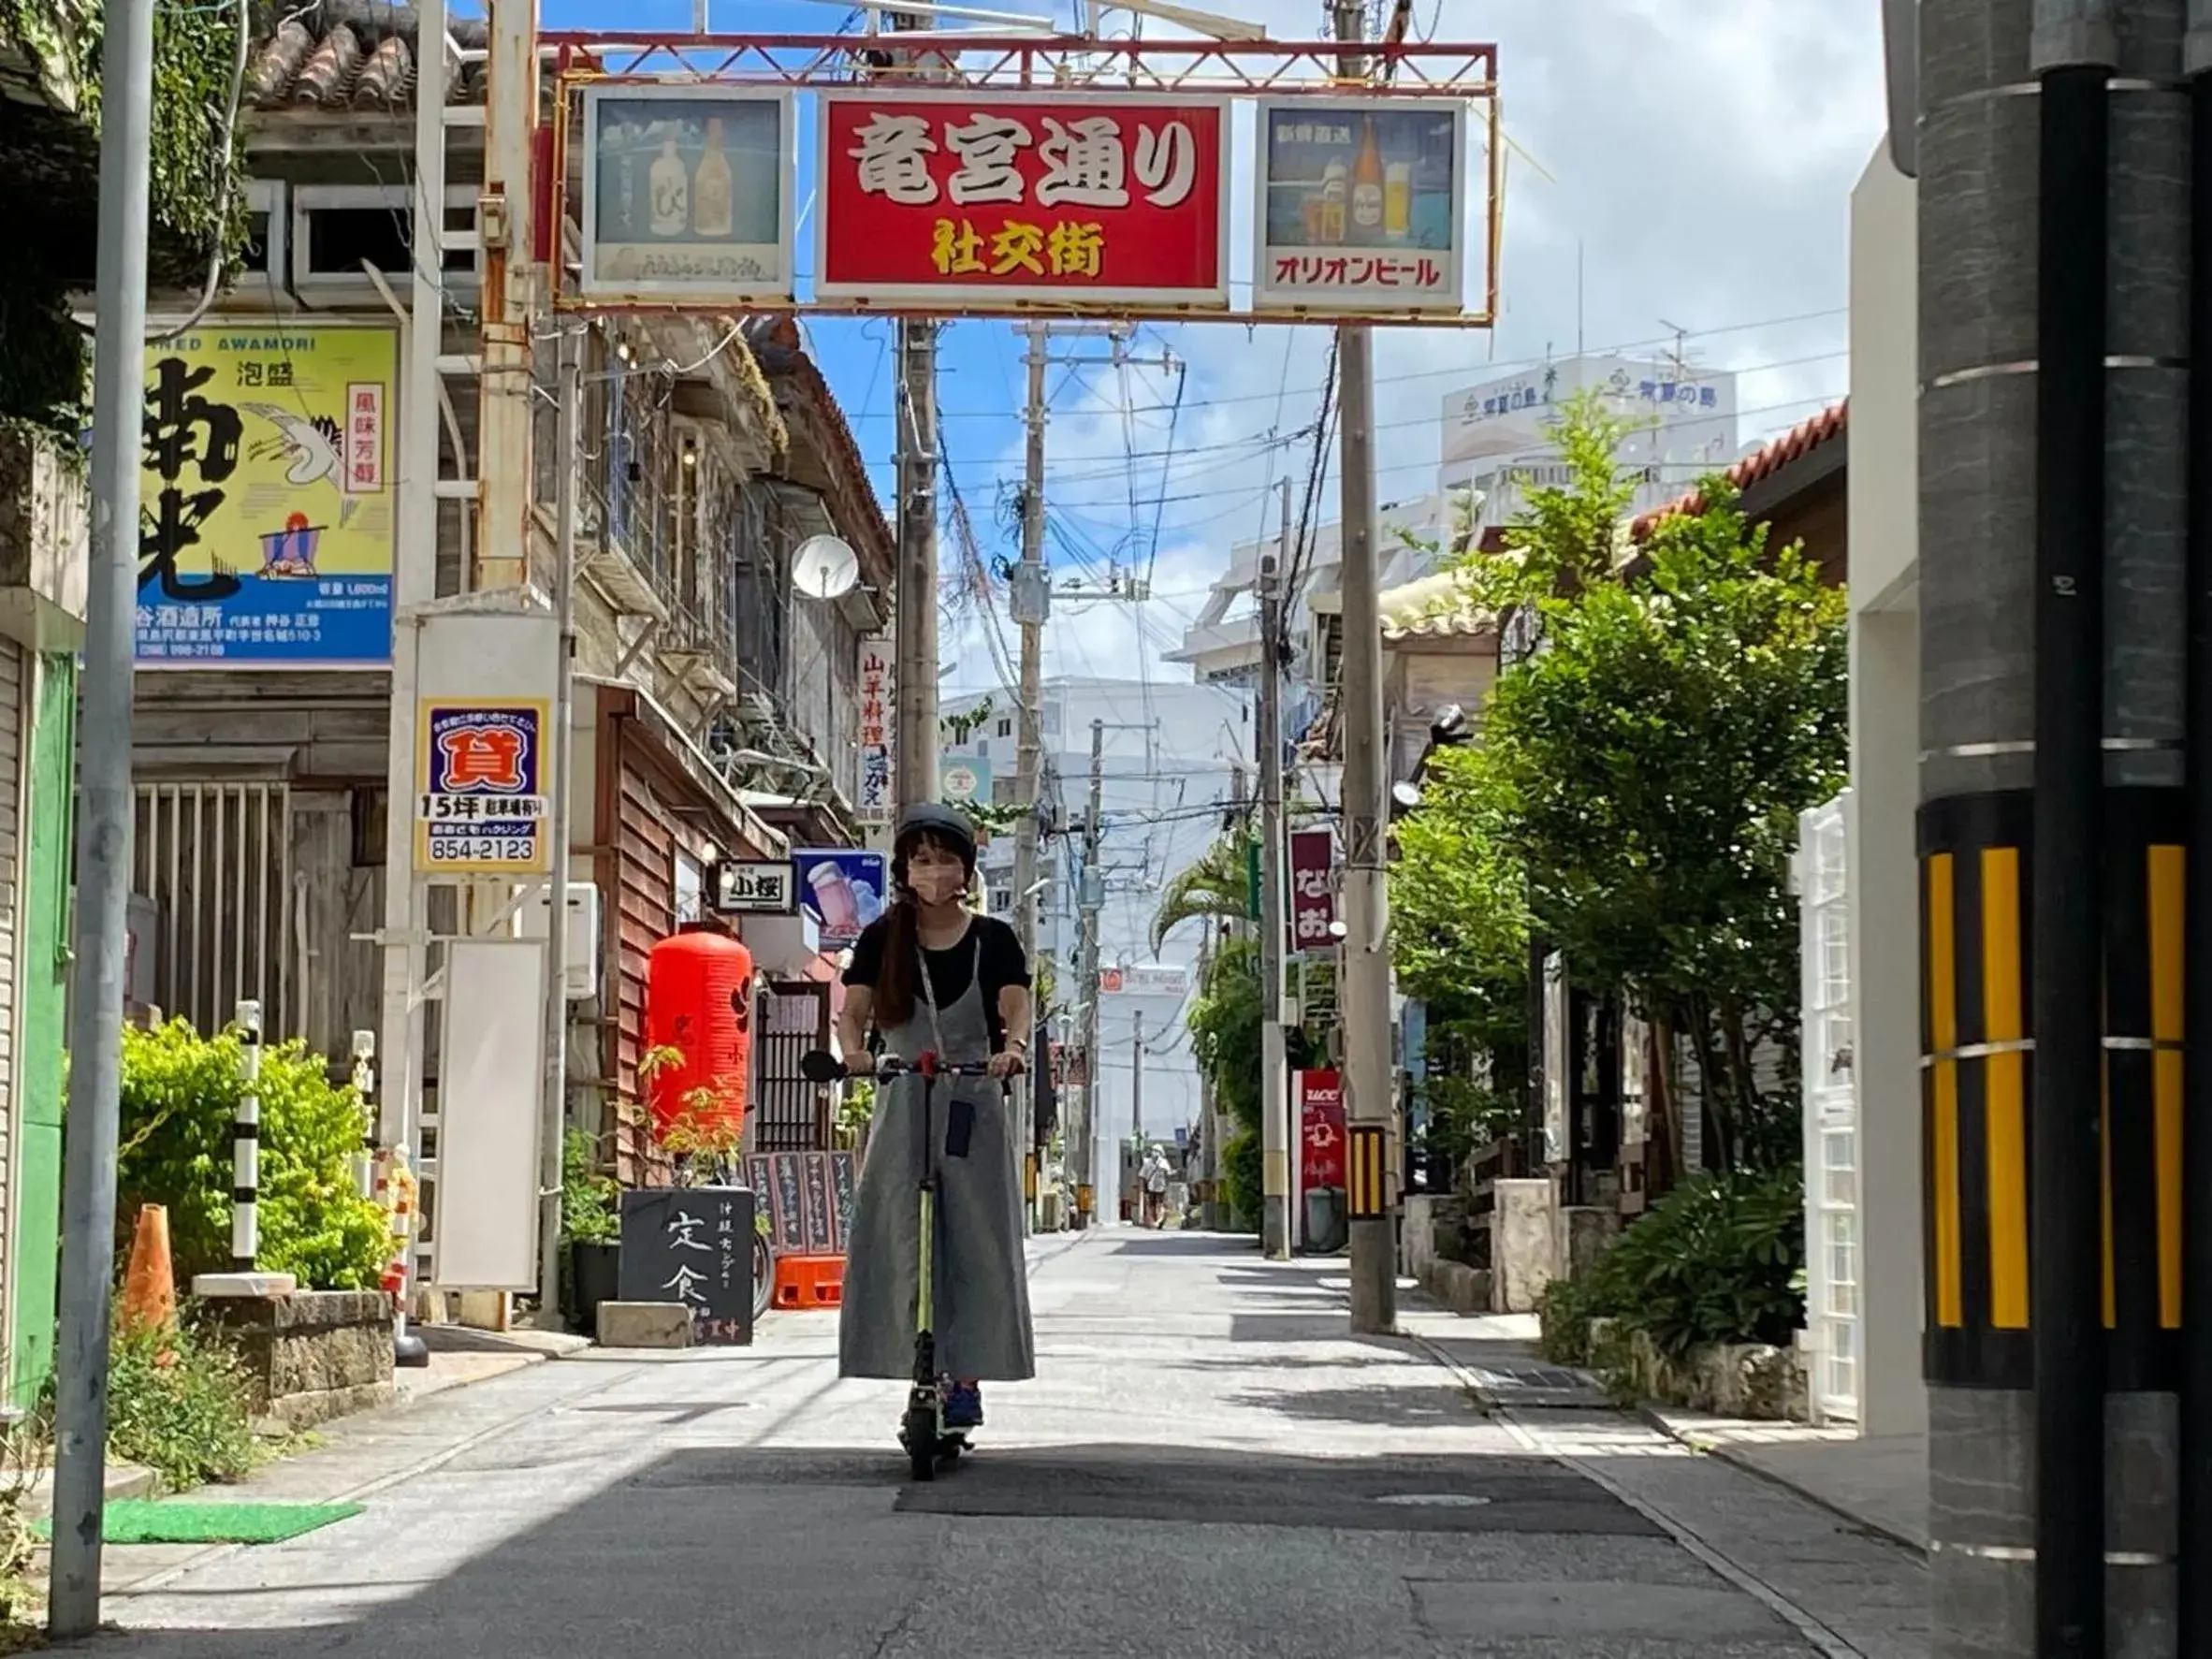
[1584,1318,1810,1421]
[205,1290,396,1433]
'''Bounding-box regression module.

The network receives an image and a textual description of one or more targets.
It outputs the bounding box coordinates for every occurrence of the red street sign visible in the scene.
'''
[1288,826,1336,955]
[1299,1070,1346,1191]
[815,91,1230,310]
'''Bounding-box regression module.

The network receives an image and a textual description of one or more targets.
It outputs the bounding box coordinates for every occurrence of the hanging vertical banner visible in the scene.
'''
[1298,1070,1346,1193]
[1287,826,1337,955]
[579,84,796,305]
[136,323,397,667]
[856,633,895,823]
[815,90,1231,311]
[1251,96,1467,314]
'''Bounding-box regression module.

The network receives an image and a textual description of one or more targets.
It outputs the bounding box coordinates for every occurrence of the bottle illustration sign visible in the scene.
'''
[792,849,888,951]
[1253,95,1466,314]
[580,85,794,303]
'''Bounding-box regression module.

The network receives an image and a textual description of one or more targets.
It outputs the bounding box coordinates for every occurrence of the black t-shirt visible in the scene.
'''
[843,912,1031,1050]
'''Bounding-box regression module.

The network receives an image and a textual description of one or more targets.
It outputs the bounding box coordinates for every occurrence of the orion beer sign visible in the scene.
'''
[1287,826,1336,955]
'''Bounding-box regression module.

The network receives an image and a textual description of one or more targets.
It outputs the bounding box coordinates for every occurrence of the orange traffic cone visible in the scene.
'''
[119,1203,176,1335]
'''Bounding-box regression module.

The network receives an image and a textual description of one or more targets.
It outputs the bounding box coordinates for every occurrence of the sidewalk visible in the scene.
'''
[1398,1298,1932,1555]
[1641,1409,1930,1554]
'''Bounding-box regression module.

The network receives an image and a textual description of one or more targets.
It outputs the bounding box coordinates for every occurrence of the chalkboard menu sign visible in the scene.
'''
[617,1186,757,1346]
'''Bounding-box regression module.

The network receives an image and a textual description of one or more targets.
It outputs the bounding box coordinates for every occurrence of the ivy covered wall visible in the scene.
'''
[0,0,250,436]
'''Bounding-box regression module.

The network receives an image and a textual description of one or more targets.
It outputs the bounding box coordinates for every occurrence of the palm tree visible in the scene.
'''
[1150,828,1256,955]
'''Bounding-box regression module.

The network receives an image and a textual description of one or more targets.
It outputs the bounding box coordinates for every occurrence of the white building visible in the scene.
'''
[942,675,1253,1173]
[1439,353,1741,531]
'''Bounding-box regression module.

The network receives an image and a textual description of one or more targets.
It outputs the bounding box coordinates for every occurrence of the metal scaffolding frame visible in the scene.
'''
[540,34,1503,327]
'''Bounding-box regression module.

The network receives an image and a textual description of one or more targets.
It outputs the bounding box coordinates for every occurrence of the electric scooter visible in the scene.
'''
[803,1047,997,1481]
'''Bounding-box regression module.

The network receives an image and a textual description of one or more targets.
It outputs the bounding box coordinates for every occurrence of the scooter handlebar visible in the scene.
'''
[799,1050,997,1083]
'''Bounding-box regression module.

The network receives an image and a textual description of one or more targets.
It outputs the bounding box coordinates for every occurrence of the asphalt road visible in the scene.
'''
[87,1230,1928,1658]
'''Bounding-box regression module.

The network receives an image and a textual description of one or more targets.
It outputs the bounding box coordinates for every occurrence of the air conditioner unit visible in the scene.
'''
[519,881,602,1002]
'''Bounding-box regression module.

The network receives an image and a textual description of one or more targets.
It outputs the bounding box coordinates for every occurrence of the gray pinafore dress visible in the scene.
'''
[837,926,1037,1381]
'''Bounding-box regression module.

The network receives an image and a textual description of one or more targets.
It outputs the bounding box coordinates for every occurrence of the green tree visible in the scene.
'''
[1390,391,1847,1173]
[113,1019,392,1289]
[1150,827,1253,954]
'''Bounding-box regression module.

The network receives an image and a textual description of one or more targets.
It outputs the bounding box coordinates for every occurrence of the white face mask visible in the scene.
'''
[907,865,966,907]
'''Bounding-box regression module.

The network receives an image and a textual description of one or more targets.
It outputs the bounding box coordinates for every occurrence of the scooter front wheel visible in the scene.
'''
[904,1405,939,1482]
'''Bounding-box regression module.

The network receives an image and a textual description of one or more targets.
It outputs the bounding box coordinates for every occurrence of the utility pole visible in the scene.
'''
[1012,323,1050,1230]
[535,330,579,1324]
[1076,719,1105,1224]
[1332,0,1395,1335]
[1259,480,1292,1261]
[49,0,153,1627]
[884,7,939,815]
[476,0,536,590]
[895,317,941,814]
[1905,2,2188,1654]
[1197,895,1221,1230]
[1132,1011,1145,1144]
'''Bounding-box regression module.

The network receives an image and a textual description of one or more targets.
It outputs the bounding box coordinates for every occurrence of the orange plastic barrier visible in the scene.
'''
[772,1254,845,1310]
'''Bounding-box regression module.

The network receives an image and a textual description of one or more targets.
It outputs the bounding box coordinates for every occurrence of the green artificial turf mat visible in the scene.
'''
[34,1499,365,1545]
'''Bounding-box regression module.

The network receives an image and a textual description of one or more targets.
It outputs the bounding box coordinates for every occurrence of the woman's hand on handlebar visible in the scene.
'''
[986,1049,1026,1080]
[844,1050,879,1079]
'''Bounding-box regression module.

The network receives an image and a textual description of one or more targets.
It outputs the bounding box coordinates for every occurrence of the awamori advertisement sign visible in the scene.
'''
[136,324,397,667]
[579,84,794,306]
[793,849,889,952]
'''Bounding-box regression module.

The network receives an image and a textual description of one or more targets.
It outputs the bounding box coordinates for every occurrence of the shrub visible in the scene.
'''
[102,1315,257,1492]
[114,1019,390,1290]
[1539,1166,1806,1368]
[560,1129,619,1247]
[1221,1128,1261,1234]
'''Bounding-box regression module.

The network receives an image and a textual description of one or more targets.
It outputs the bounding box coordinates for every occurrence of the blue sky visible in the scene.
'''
[531,0,1885,692]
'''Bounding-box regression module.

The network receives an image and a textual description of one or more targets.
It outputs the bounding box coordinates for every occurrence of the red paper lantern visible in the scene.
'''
[644,929,753,1141]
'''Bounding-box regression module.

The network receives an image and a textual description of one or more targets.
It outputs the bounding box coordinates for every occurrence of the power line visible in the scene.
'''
[839,303,1852,425]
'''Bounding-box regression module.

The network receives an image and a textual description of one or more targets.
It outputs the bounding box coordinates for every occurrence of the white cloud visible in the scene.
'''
[935,2,1881,708]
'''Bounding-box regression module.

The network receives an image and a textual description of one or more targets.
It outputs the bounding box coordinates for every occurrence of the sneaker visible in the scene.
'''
[942,1382,983,1431]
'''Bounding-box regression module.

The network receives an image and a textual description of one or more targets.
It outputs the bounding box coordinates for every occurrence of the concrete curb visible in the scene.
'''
[1634,1404,1928,1560]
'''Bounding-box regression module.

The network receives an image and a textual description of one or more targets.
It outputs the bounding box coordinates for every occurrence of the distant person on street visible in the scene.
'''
[835,804,1035,1434]
[1141,1144,1172,1228]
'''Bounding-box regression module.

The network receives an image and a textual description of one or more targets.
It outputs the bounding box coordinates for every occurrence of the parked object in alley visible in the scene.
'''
[617,1186,758,1346]
[119,1205,176,1336]
[595,1302,695,1349]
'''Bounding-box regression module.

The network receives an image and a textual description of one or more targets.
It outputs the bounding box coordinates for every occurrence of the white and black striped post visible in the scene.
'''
[231,1001,262,1272]
[350,1029,376,1199]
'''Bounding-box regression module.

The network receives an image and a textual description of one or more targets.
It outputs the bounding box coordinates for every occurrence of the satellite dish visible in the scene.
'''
[791,535,860,601]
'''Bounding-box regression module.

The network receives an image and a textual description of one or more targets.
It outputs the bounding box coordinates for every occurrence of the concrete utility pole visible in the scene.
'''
[49,0,154,1627]
[1131,1011,1145,1144]
[375,0,444,1371]
[1012,323,1049,1227]
[1910,2,2188,1653]
[476,0,537,590]
[1076,719,1105,1221]
[1332,0,1394,1335]
[895,319,941,813]
[536,330,579,1323]
[1258,481,1292,1261]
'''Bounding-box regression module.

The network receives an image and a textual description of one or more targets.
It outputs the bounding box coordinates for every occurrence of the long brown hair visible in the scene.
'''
[871,827,975,1028]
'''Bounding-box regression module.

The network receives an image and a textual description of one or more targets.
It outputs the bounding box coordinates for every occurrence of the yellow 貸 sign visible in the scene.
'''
[136,324,398,667]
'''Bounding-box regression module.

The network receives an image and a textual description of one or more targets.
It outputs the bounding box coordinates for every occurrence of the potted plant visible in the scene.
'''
[560,1129,622,1334]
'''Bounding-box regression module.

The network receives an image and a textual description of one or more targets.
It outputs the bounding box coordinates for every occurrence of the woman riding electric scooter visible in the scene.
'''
[835,804,1036,1434]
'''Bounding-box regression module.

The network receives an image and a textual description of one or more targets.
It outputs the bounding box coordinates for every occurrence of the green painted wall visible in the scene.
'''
[11,651,73,1401]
